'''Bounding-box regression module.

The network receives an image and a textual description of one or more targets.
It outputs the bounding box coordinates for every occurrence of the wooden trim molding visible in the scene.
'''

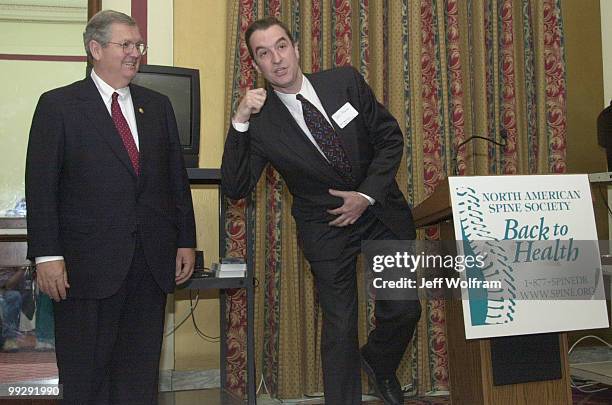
[131,0,147,64]
[0,218,27,241]
[88,0,102,20]
[0,54,86,62]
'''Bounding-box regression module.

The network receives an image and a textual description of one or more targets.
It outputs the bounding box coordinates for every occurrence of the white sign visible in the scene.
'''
[332,102,359,129]
[448,174,609,339]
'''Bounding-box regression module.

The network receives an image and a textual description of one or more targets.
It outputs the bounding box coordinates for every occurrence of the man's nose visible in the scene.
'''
[271,50,281,63]
[128,45,141,57]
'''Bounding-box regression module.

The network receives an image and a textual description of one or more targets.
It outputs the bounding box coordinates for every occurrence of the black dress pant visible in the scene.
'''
[53,239,167,405]
[308,210,421,405]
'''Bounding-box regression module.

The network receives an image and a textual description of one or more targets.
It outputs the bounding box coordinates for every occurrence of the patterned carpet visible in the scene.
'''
[1,335,610,405]
[0,353,57,384]
[0,334,57,384]
[0,388,610,404]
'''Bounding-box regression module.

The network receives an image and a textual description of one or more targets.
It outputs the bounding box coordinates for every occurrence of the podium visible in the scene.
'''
[412,178,572,405]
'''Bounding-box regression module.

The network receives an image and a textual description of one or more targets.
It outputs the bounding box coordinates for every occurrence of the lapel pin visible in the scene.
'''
[138,107,144,114]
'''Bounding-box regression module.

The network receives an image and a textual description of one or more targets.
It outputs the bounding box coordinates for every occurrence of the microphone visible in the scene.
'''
[452,130,508,176]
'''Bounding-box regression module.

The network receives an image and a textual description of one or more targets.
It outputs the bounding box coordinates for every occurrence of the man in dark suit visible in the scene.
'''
[222,17,421,405]
[25,10,196,404]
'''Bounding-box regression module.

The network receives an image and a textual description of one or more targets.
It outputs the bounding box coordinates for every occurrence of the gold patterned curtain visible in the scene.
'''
[222,0,567,398]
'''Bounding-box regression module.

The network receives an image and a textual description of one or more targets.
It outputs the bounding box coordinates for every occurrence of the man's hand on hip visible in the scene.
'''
[36,260,69,302]
[327,189,370,227]
[233,88,267,123]
[175,248,196,284]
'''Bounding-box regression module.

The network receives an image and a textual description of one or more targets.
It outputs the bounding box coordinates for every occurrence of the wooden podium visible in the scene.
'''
[412,178,572,405]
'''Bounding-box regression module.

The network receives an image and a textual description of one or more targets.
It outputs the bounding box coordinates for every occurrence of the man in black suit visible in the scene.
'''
[222,16,421,405]
[25,10,196,404]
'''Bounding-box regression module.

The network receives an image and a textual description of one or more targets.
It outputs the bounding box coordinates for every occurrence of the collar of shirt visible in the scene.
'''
[90,69,139,149]
[275,76,315,112]
[90,69,131,107]
[275,75,332,124]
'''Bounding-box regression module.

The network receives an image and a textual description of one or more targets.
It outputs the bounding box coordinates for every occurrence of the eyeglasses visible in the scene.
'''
[107,41,148,55]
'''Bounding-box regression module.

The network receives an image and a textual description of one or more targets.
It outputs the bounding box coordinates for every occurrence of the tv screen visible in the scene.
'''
[131,64,200,167]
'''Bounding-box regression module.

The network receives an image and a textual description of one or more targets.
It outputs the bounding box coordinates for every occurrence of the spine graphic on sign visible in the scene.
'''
[455,186,516,326]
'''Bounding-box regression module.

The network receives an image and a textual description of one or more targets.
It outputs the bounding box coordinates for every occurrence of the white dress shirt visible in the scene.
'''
[36,70,140,265]
[232,75,374,205]
[90,69,140,149]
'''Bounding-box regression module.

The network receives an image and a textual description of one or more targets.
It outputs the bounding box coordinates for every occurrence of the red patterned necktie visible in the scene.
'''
[296,94,353,180]
[111,92,140,175]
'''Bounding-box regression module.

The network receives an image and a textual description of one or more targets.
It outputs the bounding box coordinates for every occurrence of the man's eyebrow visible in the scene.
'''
[255,38,289,53]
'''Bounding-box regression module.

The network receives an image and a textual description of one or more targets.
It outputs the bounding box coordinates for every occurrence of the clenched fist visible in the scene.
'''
[233,88,267,123]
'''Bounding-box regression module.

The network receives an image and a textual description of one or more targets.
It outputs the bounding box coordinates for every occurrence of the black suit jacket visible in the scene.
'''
[222,66,415,261]
[25,77,196,298]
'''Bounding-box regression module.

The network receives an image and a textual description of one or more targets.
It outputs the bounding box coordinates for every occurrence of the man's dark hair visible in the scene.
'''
[245,16,294,60]
[597,101,612,170]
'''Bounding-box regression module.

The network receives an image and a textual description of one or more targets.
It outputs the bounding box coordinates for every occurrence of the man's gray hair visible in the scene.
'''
[83,10,136,59]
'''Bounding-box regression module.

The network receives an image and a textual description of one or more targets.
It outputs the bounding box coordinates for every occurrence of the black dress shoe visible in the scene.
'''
[360,349,403,405]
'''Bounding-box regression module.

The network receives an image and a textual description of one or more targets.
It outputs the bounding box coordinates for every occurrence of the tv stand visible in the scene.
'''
[183,168,256,404]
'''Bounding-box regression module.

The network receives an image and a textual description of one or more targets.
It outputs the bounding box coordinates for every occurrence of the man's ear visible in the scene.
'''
[294,42,300,61]
[252,60,262,74]
[89,40,102,62]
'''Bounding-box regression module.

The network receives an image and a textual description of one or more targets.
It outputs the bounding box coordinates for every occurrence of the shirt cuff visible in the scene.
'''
[357,192,375,205]
[35,256,64,264]
[232,120,250,132]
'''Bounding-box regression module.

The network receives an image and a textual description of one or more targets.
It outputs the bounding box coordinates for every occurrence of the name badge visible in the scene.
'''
[332,102,359,129]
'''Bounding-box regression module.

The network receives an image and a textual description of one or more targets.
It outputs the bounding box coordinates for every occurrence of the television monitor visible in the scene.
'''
[131,64,201,167]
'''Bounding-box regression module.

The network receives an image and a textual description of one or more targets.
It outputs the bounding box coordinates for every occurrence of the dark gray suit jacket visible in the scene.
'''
[221,66,415,261]
[26,77,196,298]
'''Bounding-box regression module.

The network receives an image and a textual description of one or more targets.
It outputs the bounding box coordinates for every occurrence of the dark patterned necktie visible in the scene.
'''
[296,94,352,178]
[111,92,140,175]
